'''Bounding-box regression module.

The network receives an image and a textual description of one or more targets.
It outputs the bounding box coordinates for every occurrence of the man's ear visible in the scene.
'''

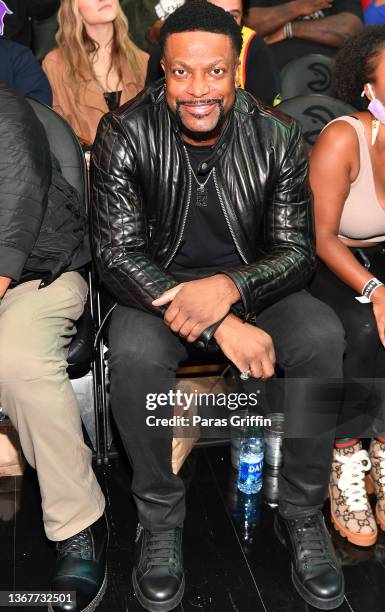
[160,59,166,74]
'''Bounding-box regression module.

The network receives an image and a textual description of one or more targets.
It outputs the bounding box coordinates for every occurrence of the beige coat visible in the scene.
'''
[43,47,148,146]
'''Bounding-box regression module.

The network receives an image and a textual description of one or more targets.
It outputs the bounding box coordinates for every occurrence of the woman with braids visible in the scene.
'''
[309,25,385,548]
[43,0,148,147]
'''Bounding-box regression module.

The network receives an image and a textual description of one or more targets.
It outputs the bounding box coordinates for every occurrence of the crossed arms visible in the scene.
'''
[245,0,362,47]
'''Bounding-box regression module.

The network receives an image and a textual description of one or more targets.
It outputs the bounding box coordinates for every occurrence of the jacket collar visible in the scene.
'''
[78,66,145,113]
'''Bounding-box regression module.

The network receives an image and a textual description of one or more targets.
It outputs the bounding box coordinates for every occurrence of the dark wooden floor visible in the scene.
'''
[1,445,385,612]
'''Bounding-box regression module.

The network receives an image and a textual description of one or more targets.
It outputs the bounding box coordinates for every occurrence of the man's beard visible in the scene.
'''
[175,98,226,142]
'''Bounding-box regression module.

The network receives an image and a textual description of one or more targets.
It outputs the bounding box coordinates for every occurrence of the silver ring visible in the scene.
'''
[240,369,251,381]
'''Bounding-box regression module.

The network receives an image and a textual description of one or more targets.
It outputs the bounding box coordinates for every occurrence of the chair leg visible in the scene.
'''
[89,269,104,465]
[89,275,116,465]
[97,338,110,465]
[91,350,103,465]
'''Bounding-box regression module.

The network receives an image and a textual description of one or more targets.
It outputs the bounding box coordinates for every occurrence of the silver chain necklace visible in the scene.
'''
[184,148,214,208]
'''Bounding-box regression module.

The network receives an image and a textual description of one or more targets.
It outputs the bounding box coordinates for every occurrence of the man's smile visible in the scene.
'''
[176,99,223,119]
[184,103,217,117]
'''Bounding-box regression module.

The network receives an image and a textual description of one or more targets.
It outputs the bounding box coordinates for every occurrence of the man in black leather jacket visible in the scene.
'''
[0,84,107,612]
[92,2,346,610]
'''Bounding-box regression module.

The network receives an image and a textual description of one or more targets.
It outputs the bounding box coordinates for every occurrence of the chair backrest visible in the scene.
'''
[32,13,58,63]
[280,54,335,100]
[25,97,87,203]
[278,94,357,148]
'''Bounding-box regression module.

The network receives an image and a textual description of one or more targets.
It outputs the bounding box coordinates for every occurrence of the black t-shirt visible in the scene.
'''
[168,143,242,282]
[103,90,122,112]
[248,0,363,69]
[145,36,280,106]
[243,34,280,104]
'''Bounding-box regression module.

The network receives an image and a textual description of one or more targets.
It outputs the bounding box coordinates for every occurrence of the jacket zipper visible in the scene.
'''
[213,169,252,321]
[213,168,248,264]
[164,146,192,268]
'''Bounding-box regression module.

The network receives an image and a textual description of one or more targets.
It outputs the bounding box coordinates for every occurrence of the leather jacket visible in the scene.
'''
[91,81,315,337]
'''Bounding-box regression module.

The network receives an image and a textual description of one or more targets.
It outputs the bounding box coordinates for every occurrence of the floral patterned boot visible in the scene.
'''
[367,439,385,531]
[329,441,377,546]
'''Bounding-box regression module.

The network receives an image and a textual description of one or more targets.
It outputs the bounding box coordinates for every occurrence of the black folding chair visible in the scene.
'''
[280,54,335,101]
[32,12,58,62]
[278,94,357,148]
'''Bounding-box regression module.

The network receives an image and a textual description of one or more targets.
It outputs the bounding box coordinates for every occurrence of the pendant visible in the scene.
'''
[196,185,208,207]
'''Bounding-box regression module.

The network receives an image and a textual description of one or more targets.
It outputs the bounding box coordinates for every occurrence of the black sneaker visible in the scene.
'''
[274,511,344,610]
[49,514,108,612]
[132,524,185,612]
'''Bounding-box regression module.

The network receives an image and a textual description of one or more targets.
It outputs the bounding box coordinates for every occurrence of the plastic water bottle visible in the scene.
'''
[239,492,262,544]
[228,470,262,548]
[237,429,264,494]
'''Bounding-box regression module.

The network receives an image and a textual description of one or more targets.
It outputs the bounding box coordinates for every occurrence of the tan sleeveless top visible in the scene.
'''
[326,115,385,243]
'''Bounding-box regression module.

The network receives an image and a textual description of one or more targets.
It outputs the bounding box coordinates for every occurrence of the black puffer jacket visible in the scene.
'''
[91,82,315,323]
[0,84,89,287]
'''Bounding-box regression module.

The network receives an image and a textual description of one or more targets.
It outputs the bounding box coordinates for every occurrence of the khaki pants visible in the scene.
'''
[0,272,105,541]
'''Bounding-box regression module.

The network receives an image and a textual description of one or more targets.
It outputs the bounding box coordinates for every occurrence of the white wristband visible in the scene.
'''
[361,277,384,301]
[368,282,384,300]
[155,0,185,19]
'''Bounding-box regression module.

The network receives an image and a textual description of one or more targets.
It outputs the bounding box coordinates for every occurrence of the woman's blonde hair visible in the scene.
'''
[56,0,144,96]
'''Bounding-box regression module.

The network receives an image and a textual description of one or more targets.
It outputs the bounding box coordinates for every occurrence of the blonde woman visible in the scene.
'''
[43,0,148,147]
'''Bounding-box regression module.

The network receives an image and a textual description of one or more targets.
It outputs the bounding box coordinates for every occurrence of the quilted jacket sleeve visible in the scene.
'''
[91,113,178,315]
[0,84,51,281]
[222,119,316,320]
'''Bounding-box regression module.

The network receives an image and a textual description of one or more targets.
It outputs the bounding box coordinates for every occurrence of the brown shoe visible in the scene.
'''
[367,439,385,532]
[329,442,377,547]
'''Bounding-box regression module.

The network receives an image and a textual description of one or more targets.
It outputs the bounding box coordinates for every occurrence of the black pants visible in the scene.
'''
[108,290,345,530]
[309,251,385,437]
